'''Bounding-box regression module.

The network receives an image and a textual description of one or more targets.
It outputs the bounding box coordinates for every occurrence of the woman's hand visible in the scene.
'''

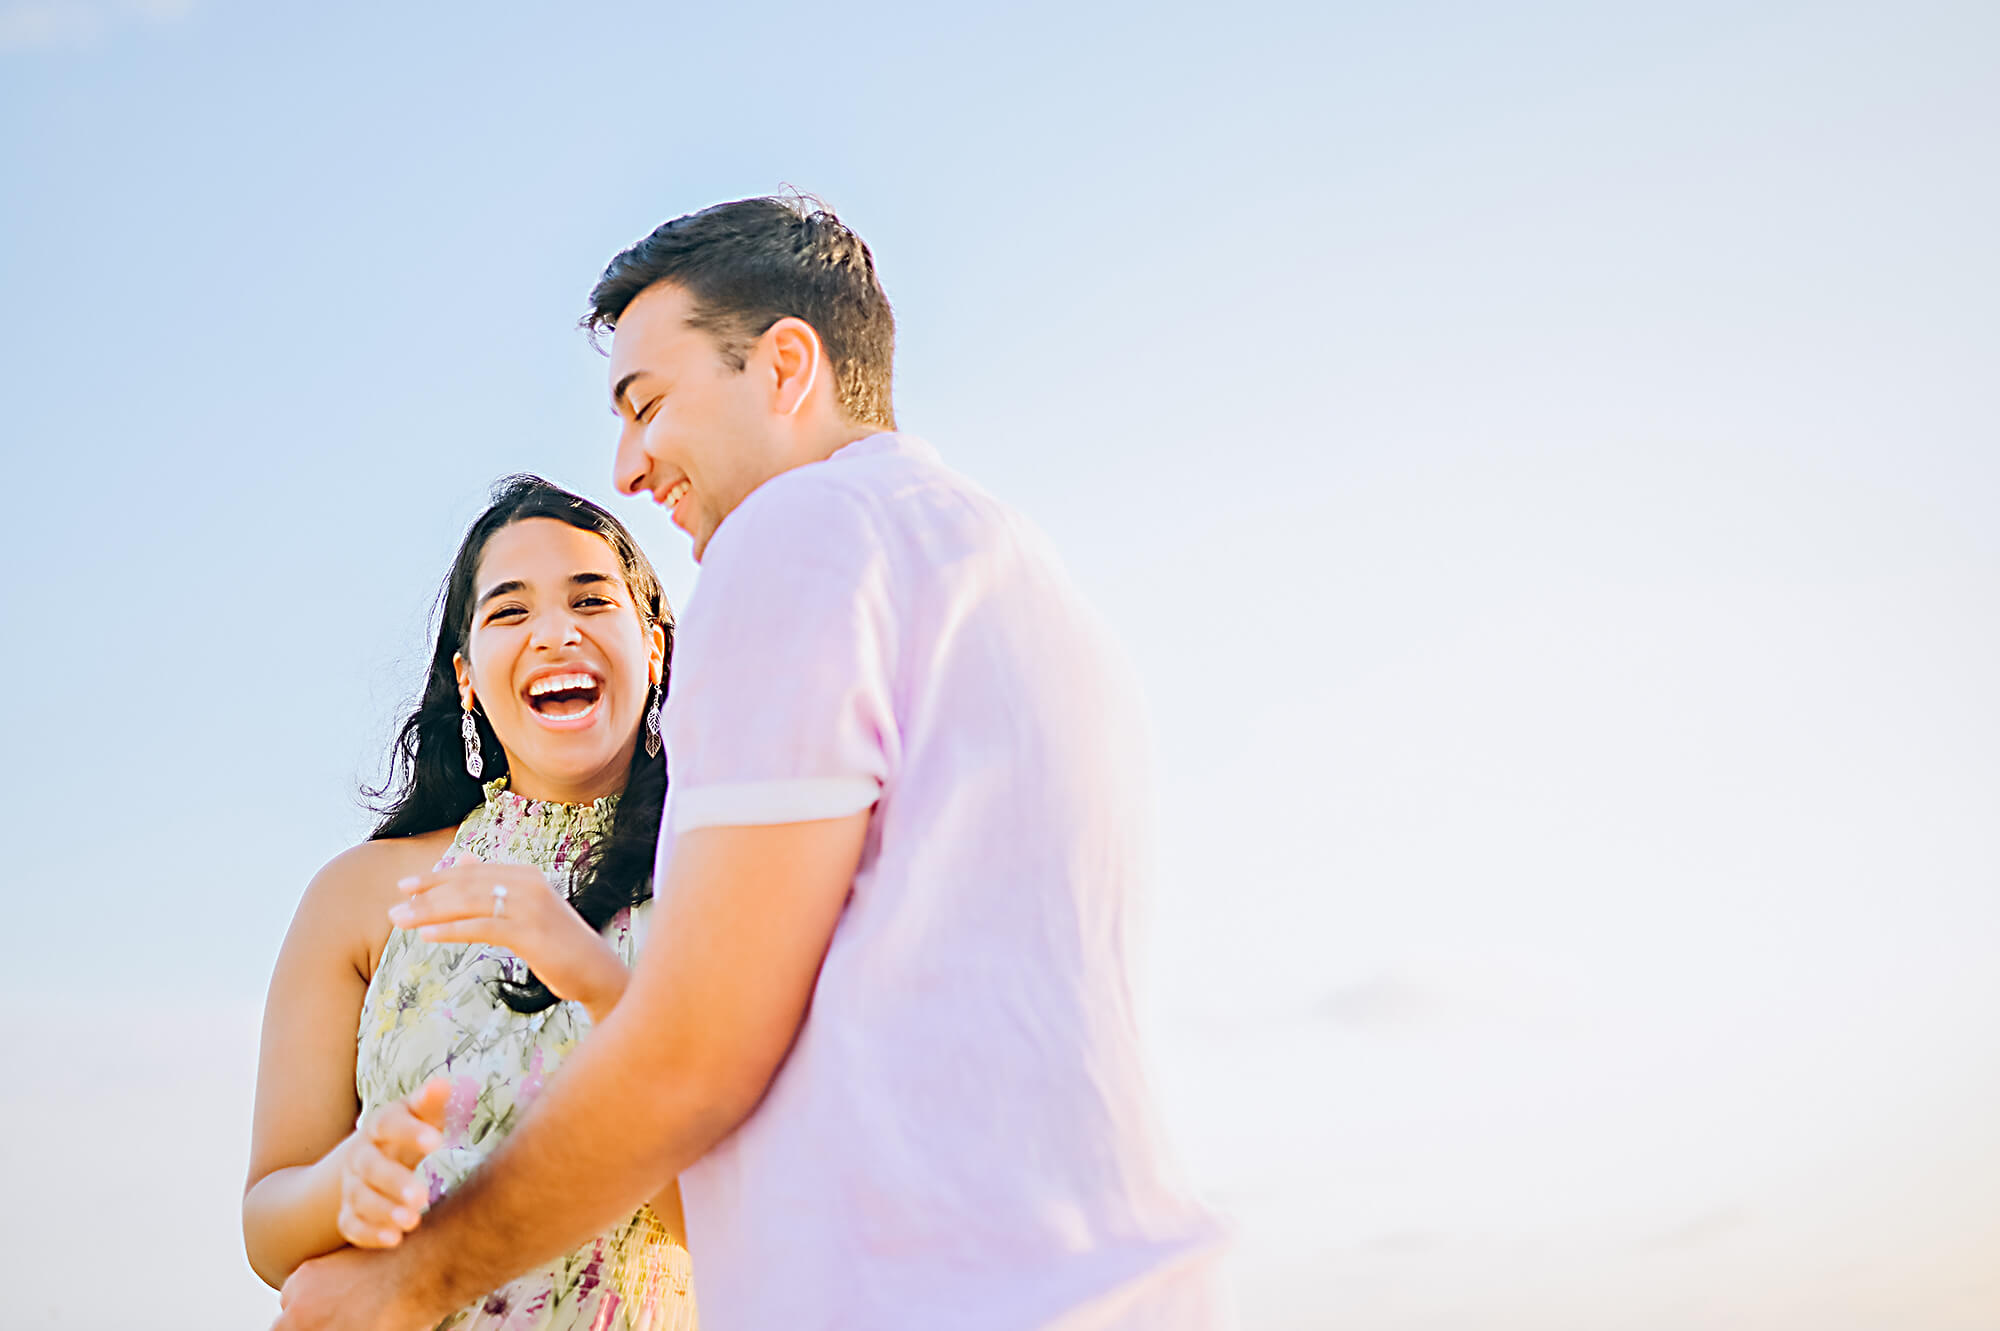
[337,1080,448,1249]
[389,854,629,1022]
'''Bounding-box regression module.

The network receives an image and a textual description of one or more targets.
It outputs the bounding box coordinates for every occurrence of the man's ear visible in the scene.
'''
[764,316,823,418]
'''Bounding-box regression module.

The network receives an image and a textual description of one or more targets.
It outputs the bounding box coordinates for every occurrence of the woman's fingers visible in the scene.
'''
[338,1146,421,1247]
[351,1139,426,1217]
[390,877,499,927]
[392,850,492,902]
[406,918,511,946]
[339,1082,451,1248]
[391,864,543,931]
[339,1181,410,1245]
[365,1098,445,1168]
[405,1078,452,1131]
[337,1198,402,1249]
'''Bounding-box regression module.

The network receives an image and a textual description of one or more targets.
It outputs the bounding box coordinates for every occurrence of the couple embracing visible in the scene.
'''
[244,196,1229,1331]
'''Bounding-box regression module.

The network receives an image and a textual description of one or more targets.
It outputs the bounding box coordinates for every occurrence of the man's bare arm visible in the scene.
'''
[286,811,869,1328]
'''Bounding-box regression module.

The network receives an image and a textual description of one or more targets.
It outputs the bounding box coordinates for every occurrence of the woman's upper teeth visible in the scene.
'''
[527,672,597,697]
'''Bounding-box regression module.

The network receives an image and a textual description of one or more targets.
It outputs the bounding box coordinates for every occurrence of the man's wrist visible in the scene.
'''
[382,1222,468,1325]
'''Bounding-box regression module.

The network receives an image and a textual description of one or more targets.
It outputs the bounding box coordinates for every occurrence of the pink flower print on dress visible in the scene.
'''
[509,1287,552,1328]
[444,1074,481,1144]
[575,1241,605,1300]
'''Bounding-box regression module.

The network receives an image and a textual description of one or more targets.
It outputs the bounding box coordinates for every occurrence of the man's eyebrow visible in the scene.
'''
[612,371,648,417]
[475,579,527,610]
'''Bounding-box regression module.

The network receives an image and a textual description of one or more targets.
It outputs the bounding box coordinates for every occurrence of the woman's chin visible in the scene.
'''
[500,728,634,799]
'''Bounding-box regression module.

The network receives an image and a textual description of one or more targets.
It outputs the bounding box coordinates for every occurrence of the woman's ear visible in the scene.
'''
[452,652,475,711]
[647,622,669,687]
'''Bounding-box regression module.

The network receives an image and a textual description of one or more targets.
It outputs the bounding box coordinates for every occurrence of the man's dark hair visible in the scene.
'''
[585,194,897,430]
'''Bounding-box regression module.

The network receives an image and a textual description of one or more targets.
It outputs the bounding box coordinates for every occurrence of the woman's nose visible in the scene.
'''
[528,609,584,650]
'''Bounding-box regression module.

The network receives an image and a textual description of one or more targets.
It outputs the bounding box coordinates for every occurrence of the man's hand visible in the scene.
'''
[271,1246,434,1331]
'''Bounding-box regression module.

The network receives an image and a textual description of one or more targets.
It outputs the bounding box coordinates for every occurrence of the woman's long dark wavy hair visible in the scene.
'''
[366,474,672,1013]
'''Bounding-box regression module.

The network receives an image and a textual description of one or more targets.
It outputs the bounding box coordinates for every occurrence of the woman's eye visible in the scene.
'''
[486,606,526,623]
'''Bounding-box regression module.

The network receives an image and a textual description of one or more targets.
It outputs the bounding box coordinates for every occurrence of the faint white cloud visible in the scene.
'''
[0,0,101,48]
[0,0,192,53]
[1313,973,1442,1030]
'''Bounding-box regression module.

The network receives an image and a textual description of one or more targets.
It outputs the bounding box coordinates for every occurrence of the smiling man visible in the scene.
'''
[274,195,1229,1331]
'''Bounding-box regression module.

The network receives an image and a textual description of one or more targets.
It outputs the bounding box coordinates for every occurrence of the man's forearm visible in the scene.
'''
[373,817,866,1321]
[382,967,756,1319]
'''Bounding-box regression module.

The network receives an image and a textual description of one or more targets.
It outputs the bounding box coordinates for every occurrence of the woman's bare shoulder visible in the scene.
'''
[292,828,459,975]
[312,828,458,897]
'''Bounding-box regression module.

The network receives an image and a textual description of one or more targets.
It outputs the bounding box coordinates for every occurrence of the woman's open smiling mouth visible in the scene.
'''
[522,670,604,728]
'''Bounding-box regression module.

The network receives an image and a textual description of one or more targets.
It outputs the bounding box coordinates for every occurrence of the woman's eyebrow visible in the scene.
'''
[475,579,527,610]
[476,573,619,610]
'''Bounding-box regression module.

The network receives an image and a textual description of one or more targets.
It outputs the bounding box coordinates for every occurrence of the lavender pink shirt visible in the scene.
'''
[656,433,1229,1330]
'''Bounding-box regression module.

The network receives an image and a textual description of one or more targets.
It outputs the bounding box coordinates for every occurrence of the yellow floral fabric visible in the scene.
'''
[357,778,695,1331]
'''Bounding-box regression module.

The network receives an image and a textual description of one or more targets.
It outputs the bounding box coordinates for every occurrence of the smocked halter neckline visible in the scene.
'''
[471,776,621,860]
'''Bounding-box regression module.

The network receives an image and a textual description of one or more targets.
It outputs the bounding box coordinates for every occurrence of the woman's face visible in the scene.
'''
[453,517,665,804]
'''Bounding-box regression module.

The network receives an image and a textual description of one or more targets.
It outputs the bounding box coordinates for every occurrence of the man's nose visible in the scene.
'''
[614,421,649,496]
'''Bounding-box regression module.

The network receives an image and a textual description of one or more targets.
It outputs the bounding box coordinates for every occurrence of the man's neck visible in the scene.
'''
[799,420,882,466]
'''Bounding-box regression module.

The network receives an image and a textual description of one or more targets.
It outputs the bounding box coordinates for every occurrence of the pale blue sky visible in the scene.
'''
[3,2,1997,1328]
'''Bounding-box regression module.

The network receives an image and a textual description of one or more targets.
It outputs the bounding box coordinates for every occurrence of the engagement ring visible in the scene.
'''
[491,883,508,918]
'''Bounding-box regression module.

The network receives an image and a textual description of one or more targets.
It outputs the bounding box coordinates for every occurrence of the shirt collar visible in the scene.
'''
[828,431,938,465]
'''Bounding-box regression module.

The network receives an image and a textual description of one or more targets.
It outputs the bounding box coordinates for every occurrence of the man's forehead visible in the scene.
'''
[621,282,698,339]
[607,284,695,380]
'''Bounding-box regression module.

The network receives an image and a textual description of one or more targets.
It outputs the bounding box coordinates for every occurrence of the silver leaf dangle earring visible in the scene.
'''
[643,683,663,759]
[462,704,484,779]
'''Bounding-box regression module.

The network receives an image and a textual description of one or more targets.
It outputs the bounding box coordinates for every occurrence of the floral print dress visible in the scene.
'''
[357,779,696,1331]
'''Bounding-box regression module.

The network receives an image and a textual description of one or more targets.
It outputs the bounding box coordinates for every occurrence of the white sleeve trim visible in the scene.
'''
[670,777,879,833]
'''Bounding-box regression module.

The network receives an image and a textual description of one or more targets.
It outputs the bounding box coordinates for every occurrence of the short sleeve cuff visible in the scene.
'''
[669,777,880,834]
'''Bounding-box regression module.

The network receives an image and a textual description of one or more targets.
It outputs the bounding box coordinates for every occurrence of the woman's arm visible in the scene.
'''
[252,840,659,1285]
[243,840,426,1288]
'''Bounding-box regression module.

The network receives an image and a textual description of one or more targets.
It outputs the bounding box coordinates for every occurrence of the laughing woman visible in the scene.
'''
[244,476,696,1330]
